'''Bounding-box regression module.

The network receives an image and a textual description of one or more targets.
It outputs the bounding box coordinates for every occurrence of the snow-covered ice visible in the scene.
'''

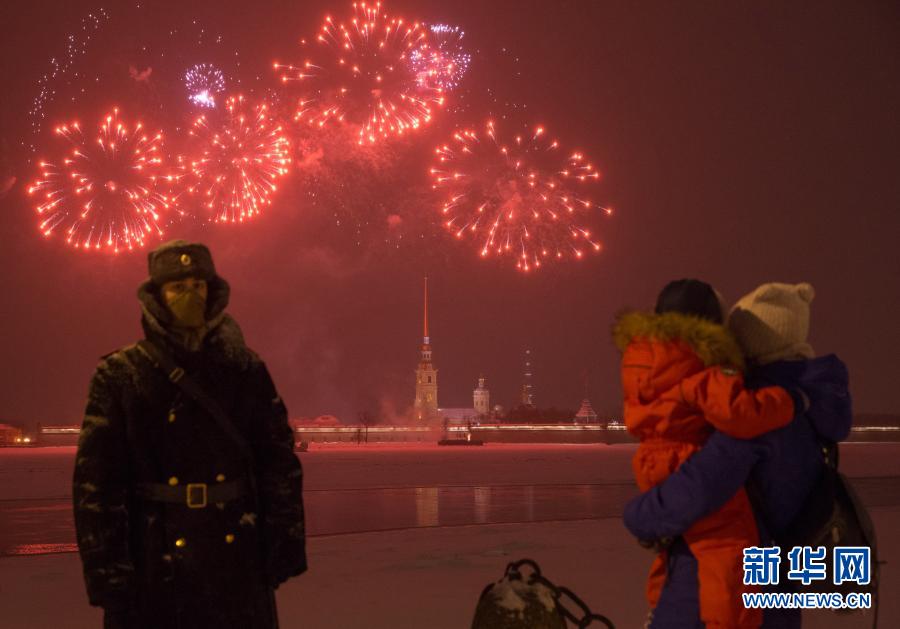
[0,443,897,627]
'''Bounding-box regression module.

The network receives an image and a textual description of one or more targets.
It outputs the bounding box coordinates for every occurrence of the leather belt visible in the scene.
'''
[137,479,248,509]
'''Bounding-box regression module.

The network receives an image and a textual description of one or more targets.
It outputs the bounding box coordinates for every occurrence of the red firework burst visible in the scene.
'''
[179,95,290,223]
[273,1,445,145]
[430,120,612,272]
[27,109,175,252]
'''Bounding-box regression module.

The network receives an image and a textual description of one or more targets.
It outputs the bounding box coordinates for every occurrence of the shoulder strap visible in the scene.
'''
[137,340,253,461]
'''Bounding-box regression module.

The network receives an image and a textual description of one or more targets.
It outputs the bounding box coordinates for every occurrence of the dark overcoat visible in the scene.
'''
[73,276,306,629]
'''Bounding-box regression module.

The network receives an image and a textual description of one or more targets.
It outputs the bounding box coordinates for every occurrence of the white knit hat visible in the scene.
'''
[727,282,816,364]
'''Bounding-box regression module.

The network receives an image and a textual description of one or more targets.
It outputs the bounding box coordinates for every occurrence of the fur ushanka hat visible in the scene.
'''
[146,240,218,286]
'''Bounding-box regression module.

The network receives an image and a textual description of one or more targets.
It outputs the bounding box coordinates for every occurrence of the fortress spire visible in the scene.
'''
[423,275,429,343]
[414,276,438,421]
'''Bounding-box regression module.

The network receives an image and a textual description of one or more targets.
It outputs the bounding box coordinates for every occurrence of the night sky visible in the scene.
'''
[1,1,898,430]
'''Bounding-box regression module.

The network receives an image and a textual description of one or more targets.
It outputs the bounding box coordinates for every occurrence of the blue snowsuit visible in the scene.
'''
[623,355,852,628]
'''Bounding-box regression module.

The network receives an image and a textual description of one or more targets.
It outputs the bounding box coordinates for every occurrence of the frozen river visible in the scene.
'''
[2,443,899,628]
[2,442,899,557]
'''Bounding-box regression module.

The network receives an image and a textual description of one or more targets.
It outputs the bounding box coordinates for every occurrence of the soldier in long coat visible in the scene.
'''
[73,240,306,629]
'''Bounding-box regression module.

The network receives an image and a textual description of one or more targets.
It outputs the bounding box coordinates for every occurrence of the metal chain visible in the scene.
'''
[505,559,616,629]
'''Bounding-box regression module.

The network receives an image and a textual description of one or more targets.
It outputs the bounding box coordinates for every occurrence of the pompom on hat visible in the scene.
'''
[728,282,816,364]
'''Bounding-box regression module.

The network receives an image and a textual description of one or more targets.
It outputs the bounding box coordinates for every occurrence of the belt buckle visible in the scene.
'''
[186,483,207,509]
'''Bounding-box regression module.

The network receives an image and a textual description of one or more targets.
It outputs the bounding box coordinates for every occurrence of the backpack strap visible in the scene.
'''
[136,340,253,461]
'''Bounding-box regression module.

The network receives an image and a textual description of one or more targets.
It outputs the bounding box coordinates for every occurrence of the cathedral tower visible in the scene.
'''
[473,376,490,417]
[414,277,439,421]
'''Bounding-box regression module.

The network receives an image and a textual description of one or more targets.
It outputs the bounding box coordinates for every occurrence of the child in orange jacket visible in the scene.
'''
[613,280,796,628]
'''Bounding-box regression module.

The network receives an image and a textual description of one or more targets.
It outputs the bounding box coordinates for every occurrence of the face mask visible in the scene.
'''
[166,290,207,328]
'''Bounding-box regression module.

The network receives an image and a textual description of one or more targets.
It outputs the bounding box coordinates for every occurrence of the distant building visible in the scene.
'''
[439,408,478,424]
[0,424,23,446]
[574,399,599,424]
[413,277,439,421]
[411,280,497,424]
[520,348,535,407]
[473,376,490,417]
[36,424,79,446]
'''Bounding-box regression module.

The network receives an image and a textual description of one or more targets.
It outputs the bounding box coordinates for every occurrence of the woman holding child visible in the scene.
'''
[615,280,851,628]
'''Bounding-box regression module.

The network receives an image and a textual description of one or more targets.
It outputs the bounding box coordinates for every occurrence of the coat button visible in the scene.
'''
[168,411,176,423]
[175,538,186,548]
[168,476,179,486]
[225,533,235,544]
[216,474,226,482]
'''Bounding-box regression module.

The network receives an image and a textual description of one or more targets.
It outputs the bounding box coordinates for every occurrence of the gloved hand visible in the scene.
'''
[103,607,136,629]
[266,535,308,589]
[638,537,673,553]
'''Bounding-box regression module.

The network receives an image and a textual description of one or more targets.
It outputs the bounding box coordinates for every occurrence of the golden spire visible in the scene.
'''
[423,275,429,342]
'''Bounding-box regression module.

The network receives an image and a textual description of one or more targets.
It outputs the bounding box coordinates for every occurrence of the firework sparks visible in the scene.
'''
[179,95,290,224]
[273,1,445,145]
[27,109,175,252]
[28,7,242,152]
[410,24,471,92]
[28,9,110,153]
[184,63,226,108]
[430,120,612,272]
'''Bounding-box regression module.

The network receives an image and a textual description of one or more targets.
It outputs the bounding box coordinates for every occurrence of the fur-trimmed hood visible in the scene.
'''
[137,276,254,368]
[612,311,745,371]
